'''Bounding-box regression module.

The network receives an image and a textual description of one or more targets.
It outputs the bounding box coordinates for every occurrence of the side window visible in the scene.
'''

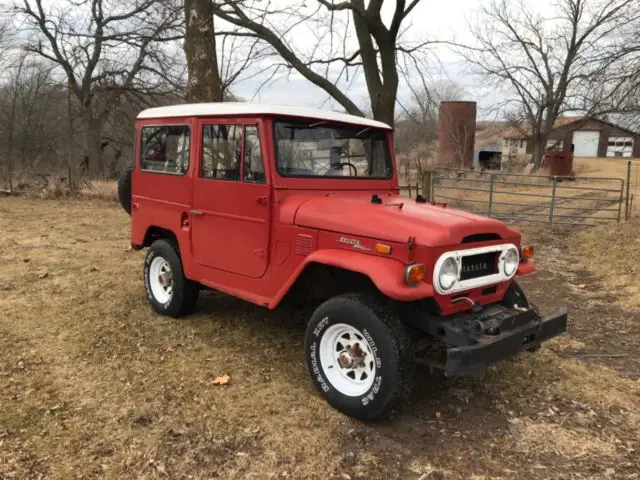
[140,125,190,174]
[243,126,265,183]
[201,124,242,180]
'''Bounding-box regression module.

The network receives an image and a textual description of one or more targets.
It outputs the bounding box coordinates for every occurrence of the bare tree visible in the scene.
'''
[14,0,184,177]
[212,0,428,126]
[395,76,466,179]
[464,0,640,168]
[397,74,465,150]
[0,54,61,191]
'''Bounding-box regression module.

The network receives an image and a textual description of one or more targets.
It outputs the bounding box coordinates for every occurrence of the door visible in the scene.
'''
[191,119,270,278]
[573,131,600,157]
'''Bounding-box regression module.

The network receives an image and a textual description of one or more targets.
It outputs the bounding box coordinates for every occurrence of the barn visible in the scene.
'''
[502,116,640,159]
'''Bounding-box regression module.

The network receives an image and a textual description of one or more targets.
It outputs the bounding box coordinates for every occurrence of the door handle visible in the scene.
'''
[256,196,268,206]
[191,210,203,216]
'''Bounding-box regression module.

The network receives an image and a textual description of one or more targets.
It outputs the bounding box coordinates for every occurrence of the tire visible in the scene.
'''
[305,293,414,420]
[117,166,133,215]
[144,239,199,318]
[501,281,530,309]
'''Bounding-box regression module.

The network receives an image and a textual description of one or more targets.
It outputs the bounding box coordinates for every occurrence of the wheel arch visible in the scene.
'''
[269,249,434,309]
[139,226,180,251]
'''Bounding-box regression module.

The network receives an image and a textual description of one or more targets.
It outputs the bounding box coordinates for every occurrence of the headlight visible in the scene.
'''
[438,257,458,291]
[503,247,519,276]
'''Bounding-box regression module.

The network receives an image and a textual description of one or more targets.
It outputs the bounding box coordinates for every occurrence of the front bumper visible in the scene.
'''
[408,304,568,376]
[446,308,567,375]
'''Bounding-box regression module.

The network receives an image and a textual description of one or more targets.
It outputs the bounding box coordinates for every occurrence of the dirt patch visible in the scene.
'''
[1,197,639,479]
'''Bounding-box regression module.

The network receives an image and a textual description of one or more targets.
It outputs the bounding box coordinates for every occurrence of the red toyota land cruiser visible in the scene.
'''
[118,103,567,420]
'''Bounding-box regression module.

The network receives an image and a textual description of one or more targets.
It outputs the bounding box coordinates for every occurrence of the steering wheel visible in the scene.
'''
[337,162,358,177]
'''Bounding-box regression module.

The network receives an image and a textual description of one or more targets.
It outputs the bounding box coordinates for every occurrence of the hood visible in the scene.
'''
[292,193,516,247]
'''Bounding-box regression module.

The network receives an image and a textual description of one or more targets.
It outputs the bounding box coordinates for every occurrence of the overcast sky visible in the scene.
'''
[1,0,507,118]
[229,0,486,114]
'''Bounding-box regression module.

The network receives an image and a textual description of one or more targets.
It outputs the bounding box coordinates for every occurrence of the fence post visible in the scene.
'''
[549,176,557,224]
[422,169,433,202]
[625,160,632,221]
[487,174,494,217]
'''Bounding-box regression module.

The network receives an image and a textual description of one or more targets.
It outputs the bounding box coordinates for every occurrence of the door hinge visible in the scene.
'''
[256,196,268,206]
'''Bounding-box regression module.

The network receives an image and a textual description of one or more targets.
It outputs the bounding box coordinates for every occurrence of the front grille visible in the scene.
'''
[460,252,498,280]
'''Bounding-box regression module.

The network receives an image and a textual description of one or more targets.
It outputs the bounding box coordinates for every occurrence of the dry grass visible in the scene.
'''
[1,196,639,479]
[80,180,118,201]
[571,216,640,309]
[572,156,640,178]
[515,421,618,459]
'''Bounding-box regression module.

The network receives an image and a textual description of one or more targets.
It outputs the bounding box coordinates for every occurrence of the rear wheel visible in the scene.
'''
[117,166,133,215]
[305,293,414,420]
[144,239,199,317]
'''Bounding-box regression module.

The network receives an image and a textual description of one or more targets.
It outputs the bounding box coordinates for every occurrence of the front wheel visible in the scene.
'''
[305,294,414,420]
[144,239,199,318]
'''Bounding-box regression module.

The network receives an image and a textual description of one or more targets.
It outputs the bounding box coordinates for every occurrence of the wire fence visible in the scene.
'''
[400,161,638,227]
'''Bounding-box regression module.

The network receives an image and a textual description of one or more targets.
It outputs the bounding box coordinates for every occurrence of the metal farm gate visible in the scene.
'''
[424,167,629,227]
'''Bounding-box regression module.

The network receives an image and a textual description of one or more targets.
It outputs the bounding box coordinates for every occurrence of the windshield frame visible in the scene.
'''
[272,119,394,180]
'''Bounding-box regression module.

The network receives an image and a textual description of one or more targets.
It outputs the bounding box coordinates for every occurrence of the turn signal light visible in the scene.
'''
[404,263,425,286]
[521,245,534,260]
[375,243,392,254]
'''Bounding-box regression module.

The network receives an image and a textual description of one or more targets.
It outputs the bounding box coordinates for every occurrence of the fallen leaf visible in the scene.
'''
[212,373,231,386]
[38,272,48,279]
[165,345,174,353]
[125,245,133,252]
[577,284,587,289]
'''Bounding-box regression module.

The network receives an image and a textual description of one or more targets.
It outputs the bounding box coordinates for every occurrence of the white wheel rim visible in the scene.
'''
[319,323,376,397]
[149,256,173,304]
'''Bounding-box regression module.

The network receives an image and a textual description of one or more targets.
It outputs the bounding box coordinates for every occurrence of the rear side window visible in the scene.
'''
[140,125,190,175]
[201,124,243,180]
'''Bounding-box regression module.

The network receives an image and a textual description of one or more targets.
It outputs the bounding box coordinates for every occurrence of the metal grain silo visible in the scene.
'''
[437,101,477,169]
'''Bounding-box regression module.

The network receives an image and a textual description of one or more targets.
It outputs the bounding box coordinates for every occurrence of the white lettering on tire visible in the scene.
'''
[362,328,382,368]
[313,316,329,337]
[309,342,330,392]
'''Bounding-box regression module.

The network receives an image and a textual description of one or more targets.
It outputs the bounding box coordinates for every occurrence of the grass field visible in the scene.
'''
[1,196,639,479]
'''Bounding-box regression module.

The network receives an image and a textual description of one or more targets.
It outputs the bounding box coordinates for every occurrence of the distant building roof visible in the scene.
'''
[475,121,510,147]
[502,116,586,139]
[501,116,640,139]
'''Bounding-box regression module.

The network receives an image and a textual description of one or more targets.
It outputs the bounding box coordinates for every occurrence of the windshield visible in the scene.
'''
[274,120,393,179]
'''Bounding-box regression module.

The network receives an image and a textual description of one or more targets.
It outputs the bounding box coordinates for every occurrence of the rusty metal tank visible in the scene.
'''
[437,101,477,169]
[543,148,574,177]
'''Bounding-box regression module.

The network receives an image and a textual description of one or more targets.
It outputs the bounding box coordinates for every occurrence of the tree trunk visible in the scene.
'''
[371,93,396,128]
[83,111,104,178]
[184,0,222,103]
[532,134,548,169]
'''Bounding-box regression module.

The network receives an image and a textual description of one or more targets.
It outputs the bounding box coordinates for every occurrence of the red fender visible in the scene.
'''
[516,262,536,276]
[269,249,434,308]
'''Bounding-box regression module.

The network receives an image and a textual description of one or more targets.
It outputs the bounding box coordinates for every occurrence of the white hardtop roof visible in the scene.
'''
[137,102,391,129]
